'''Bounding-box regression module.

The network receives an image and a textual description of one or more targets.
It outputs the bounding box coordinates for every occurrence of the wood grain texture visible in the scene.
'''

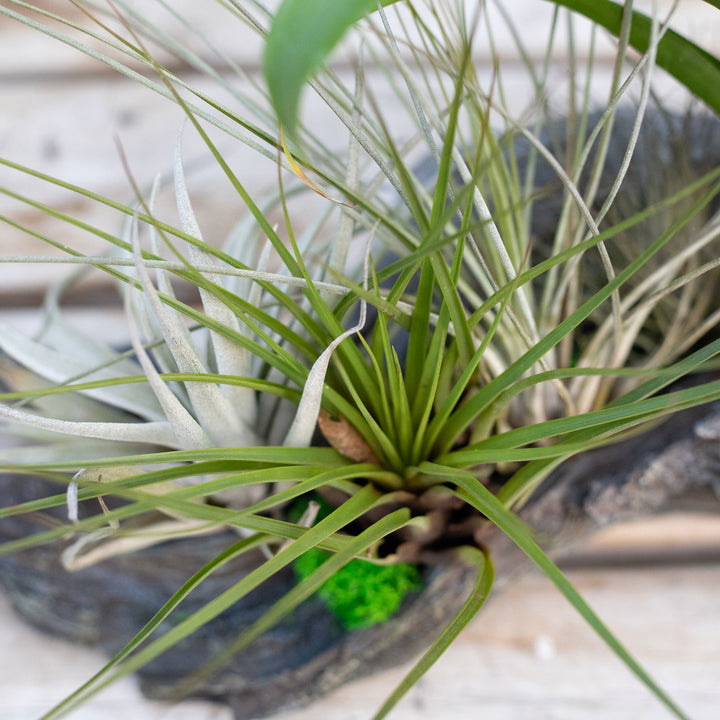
[2,554,719,719]
[5,1,717,305]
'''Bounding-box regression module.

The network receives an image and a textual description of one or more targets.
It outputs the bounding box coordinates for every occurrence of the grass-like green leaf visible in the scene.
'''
[497,332,720,506]
[550,0,720,114]
[169,508,414,703]
[435,173,720,453]
[39,484,389,718]
[263,0,401,134]
[40,533,269,719]
[420,462,692,720]
[263,0,720,141]
[372,546,494,720]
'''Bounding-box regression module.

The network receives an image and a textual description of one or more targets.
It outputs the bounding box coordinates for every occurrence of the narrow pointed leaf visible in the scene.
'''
[373,547,493,719]
[263,0,401,134]
[421,463,692,720]
[550,0,720,114]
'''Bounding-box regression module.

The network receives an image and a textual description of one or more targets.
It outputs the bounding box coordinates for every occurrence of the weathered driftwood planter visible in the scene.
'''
[2,390,719,719]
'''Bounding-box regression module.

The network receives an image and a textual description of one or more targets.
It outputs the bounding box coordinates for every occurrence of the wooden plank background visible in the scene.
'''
[2,1,720,718]
[2,0,716,301]
[3,523,720,719]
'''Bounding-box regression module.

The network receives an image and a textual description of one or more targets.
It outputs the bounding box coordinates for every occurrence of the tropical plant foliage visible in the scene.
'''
[1,1,720,719]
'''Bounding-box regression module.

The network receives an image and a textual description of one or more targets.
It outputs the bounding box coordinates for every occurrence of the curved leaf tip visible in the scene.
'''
[263,0,401,136]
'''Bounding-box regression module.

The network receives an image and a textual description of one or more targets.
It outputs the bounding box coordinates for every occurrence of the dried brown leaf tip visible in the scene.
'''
[318,409,379,464]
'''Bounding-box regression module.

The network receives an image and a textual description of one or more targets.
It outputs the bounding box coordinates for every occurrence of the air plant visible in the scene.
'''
[1,1,720,719]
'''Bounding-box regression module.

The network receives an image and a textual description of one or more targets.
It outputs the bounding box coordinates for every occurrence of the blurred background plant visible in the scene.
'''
[1,1,720,719]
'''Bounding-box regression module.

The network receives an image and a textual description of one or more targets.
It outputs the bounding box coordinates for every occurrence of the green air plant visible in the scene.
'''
[1,1,720,719]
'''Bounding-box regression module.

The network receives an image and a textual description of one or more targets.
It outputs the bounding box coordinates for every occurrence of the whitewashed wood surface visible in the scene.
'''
[2,0,716,298]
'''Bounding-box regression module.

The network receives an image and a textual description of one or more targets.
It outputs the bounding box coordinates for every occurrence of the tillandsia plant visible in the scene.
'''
[1,1,720,719]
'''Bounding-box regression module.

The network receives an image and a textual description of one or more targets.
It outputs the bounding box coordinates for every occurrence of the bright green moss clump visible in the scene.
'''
[294,547,422,630]
[289,494,422,630]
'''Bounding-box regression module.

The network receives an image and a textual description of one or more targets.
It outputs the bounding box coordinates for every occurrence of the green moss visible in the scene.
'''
[294,547,422,630]
[290,495,422,630]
